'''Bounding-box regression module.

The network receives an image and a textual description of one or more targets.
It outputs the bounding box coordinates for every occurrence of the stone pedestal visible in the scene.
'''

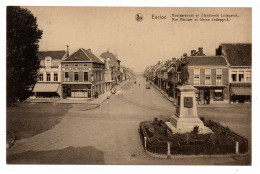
[166,85,212,134]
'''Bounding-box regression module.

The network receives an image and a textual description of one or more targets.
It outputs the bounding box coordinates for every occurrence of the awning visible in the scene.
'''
[231,87,251,96]
[33,83,60,93]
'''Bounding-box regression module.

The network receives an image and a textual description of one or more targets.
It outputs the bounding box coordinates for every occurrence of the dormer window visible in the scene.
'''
[45,57,52,67]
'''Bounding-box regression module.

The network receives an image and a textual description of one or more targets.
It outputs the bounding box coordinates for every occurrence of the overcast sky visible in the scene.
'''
[24,7,251,72]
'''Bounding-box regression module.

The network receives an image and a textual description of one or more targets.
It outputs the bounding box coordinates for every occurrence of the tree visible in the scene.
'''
[7,6,43,106]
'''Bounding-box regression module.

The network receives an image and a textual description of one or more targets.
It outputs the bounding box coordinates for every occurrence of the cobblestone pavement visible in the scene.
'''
[7,76,251,165]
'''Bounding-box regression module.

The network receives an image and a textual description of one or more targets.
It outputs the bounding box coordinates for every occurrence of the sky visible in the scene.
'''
[24,7,251,72]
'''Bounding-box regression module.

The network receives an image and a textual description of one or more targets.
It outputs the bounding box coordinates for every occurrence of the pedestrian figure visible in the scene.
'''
[95,92,99,98]
[139,84,140,86]
[206,96,209,104]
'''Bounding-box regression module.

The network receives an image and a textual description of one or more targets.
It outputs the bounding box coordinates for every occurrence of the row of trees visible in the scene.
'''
[7,6,42,106]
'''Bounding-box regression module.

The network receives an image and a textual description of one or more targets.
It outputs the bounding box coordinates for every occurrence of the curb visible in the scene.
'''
[149,81,175,105]
[145,149,249,159]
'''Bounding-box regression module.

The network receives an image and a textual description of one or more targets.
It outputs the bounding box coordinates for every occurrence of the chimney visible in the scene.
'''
[87,49,91,52]
[198,47,203,54]
[65,45,69,57]
[191,50,196,55]
[172,58,176,63]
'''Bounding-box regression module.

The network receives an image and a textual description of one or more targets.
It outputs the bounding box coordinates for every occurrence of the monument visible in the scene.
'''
[165,85,212,133]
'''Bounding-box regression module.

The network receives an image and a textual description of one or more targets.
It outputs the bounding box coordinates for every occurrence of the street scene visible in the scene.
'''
[6,6,252,165]
[7,76,251,164]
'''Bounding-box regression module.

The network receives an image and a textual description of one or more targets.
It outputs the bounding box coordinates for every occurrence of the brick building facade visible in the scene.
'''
[61,48,105,98]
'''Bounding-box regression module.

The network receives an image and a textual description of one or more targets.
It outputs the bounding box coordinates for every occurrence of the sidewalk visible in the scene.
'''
[149,81,251,108]
[55,91,112,104]
[27,80,130,105]
[149,80,175,103]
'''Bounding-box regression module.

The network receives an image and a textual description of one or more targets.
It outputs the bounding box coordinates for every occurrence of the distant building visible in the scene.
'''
[61,48,105,98]
[190,47,207,56]
[100,51,121,86]
[185,56,229,104]
[216,43,252,103]
[33,50,67,98]
[103,58,113,92]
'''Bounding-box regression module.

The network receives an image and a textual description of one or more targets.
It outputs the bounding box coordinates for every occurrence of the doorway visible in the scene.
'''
[204,89,210,104]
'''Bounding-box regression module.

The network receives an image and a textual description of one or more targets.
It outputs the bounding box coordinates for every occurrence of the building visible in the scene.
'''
[164,58,178,98]
[61,48,105,98]
[121,65,134,81]
[100,51,121,86]
[190,47,207,56]
[182,55,230,104]
[216,43,252,103]
[103,58,113,92]
[154,61,166,88]
[33,50,67,98]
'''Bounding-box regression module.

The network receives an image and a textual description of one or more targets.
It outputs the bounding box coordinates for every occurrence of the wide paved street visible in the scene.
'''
[7,76,251,165]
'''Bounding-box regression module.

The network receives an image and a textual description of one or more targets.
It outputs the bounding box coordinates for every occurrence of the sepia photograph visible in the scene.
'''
[5,3,255,168]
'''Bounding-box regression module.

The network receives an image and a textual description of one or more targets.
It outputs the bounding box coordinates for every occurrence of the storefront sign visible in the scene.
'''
[215,89,222,92]
[64,67,90,71]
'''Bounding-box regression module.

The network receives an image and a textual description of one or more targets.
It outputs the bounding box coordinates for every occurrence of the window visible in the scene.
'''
[245,71,251,82]
[164,72,168,79]
[54,73,58,81]
[205,69,211,75]
[238,71,244,82]
[216,69,222,75]
[46,73,51,81]
[39,74,43,81]
[214,90,223,101]
[75,64,79,67]
[194,76,200,85]
[84,64,88,67]
[231,71,237,82]
[194,69,200,75]
[205,76,211,85]
[194,69,200,85]
[74,72,79,81]
[45,57,51,67]
[65,72,69,81]
[84,72,88,81]
[216,76,222,85]
[65,64,69,67]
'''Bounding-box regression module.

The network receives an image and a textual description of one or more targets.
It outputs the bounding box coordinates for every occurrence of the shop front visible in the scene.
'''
[194,86,228,104]
[230,83,251,103]
[33,82,62,98]
[62,84,92,98]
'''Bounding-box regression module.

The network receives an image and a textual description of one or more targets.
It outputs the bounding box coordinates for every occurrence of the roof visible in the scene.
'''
[186,56,228,66]
[219,43,251,66]
[100,51,120,67]
[191,51,206,56]
[37,51,66,60]
[155,61,166,73]
[64,48,104,64]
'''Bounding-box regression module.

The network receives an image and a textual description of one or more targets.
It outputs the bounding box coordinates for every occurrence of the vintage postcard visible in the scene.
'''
[6,6,252,167]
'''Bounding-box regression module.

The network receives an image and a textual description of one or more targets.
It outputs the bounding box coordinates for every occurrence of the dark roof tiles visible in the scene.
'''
[37,51,66,60]
[64,48,104,64]
[100,51,120,67]
[221,44,251,66]
[186,56,228,66]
